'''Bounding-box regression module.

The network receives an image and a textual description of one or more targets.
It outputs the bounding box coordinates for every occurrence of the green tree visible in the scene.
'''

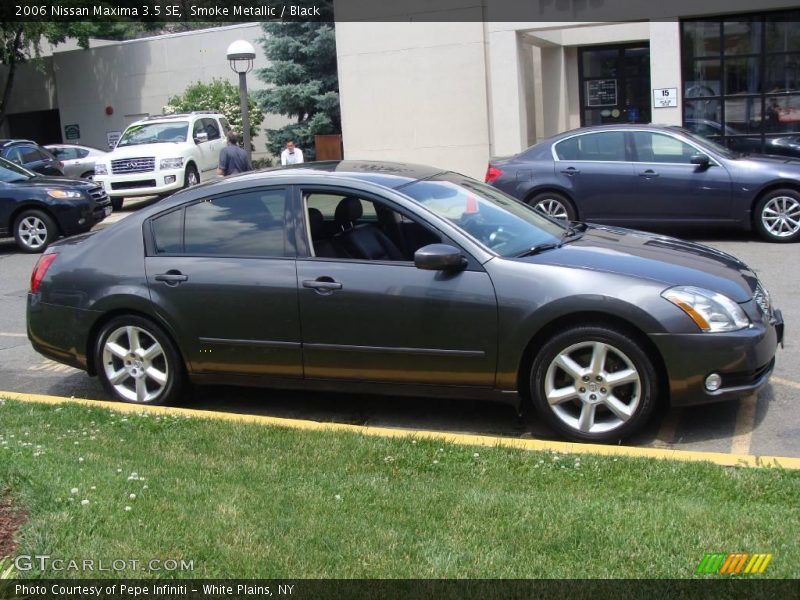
[256,6,340,160]
[164,78,265,134]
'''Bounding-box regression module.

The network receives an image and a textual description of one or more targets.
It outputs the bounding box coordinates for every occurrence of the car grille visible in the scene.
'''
[111,157,155,174]
[88,184,110,207]
[753,282,772,318]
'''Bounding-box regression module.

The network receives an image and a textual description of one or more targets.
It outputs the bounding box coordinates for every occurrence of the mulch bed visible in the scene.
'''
[0,494,26,559]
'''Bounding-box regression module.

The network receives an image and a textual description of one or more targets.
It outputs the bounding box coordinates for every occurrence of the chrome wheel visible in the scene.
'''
[18,216,49,250]
[761,196,800,238]
[186,168,199,187]
[534,198,569,220]
[544,341,641,435]
[102,326,169,403]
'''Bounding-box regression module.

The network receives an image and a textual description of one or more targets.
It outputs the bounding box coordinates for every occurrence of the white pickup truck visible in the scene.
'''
[93,112,230,210]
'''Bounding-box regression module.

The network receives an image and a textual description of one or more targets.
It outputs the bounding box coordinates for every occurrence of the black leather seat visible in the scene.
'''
[333,197,404,261]
[308,207,348,259]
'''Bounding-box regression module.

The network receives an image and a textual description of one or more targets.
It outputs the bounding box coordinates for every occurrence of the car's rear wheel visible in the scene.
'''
[754,189,800,242]
[527,191,576,222]
[530,325,659,443]
[184,164,199,188]
[14,209,58,253]
[80,170,95,180]
[95,316,184,406]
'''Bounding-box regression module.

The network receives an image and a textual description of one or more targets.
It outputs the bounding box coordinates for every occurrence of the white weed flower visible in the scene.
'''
[70,488,79,494]
[124,506,132,512]
[129,493,136,500]
[334,494,342,501]
[81,499,89,506]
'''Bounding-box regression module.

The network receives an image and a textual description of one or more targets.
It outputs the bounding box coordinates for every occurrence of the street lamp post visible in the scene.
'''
[226,40,256,162]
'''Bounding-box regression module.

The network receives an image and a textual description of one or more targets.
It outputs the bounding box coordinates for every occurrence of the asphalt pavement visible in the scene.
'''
[0,203,798,457]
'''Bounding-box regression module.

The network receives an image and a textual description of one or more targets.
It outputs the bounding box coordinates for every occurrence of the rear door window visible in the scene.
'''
[555,131,628,161]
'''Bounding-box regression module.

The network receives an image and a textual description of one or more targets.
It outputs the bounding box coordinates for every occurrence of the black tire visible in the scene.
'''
[13,209,58,254]
[529,325,659,443]
[753,188,800,243]
[110,197,123,211]
[94,315,184,406]
[527,191,577,222]
[184,164,199,189]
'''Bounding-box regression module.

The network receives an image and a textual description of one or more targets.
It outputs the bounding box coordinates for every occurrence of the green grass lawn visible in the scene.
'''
[0,398,798,579]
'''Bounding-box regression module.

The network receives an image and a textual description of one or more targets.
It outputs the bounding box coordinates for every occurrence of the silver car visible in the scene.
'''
[45,144,107,180]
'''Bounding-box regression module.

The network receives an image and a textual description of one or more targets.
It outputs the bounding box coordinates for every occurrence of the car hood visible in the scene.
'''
[19,175,96,190]
[731,154,800,168]
[104,144,184,160]
[520,225,758,302]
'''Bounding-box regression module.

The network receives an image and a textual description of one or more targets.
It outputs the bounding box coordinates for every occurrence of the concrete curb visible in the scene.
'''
[3,390,799,470]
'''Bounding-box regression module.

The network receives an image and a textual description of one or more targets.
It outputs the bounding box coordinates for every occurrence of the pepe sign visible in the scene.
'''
[64,124,80,141]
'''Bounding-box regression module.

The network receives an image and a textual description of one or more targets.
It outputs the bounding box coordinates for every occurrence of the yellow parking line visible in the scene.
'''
[772,377,800,391]
[730,394,758,455]
[2,389,800,470]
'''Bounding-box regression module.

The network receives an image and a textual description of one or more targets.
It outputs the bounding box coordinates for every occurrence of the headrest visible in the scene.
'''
[334,196,363,227]
[308,207,324,239]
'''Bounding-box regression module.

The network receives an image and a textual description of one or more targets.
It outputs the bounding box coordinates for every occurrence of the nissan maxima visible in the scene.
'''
[26,162,784,442]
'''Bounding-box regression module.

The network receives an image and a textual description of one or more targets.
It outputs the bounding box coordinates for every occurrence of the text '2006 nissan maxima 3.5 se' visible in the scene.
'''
[26,161,784,442]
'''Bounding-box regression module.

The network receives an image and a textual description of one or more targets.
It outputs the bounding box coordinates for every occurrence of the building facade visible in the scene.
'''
[0,24,285,159]
[335,0,800,178]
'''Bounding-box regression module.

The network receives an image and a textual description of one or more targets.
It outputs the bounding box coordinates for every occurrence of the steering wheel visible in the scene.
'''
[487,226,514,250]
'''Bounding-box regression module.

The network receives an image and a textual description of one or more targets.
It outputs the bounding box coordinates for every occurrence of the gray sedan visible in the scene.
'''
[45,144,107,180]
[26,161,784,443]
[487,124,800,243]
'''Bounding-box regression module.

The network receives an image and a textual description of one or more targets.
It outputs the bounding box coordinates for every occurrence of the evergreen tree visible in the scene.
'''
[256,7,340,160]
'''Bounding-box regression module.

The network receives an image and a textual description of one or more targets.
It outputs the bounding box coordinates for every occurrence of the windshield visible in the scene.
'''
[0,156,34,183]
[117,121,189,147]
[402,173,566,257]
[670,127,738,158]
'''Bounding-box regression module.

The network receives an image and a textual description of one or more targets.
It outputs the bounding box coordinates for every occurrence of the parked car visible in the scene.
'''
[26,161,783,442]
[0,156,111,253]
[0,139,64,176]
[45,144,107,179]
[93,112,231,211]
[486,124,800,243]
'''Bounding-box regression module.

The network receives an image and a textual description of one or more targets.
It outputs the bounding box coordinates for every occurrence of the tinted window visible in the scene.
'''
[183,189,290,257]
[632,132,698,164]
[75,148,90,159]
[20,146,46,163]
[0,156,33,182]
[219,118,231,135]
[202,118,221,141]
[4,148,23,163]
[152,209,183,254]
[554,132,627,161]
[50,147,72,160]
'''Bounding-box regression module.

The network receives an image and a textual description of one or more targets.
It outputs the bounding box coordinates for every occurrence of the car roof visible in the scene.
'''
[44,143,105,152]
[0,139,39,147]
[225,160,450,189]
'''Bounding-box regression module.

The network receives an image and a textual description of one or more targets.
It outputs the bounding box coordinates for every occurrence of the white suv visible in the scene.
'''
[94,112,230,210]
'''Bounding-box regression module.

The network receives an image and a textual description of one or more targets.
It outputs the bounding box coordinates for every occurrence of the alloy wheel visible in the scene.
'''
[18,216,49,250]
[534,198,569,220]
[761,196,800,238]
[544,341,641,435]
[102,325,169,403]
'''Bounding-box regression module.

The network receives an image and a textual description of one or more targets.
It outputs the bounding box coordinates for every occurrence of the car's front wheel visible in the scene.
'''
[527,191,576,222]
[95,316,184,405]
[184,165,199,188]
[754,189,800,242]
[530,325,659,443]
[110,197,123,211]
[14,209,58,253]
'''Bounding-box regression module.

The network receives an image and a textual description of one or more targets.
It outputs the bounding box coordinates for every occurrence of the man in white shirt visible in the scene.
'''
[280,140,304,165]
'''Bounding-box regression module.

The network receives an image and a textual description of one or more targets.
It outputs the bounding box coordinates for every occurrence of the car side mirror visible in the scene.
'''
[414,244,468,271]
[690,154,710,167]
[194,132,209,144]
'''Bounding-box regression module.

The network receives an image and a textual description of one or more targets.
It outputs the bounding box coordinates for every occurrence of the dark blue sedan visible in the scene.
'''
[486,124,800,243]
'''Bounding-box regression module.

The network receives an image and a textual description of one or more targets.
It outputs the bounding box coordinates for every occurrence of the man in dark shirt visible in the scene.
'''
[217,131,252,176]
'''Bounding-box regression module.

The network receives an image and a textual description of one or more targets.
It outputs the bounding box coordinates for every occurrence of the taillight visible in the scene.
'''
[30,253,58,293]
[485,165,504,184]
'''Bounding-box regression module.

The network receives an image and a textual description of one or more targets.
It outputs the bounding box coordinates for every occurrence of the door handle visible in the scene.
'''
[639,169,659,177]
[302,277,343,294]
[560,167,580,175]
[154,270,188,286]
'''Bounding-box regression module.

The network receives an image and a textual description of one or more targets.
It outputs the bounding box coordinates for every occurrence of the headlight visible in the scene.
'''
[160,157,184,170]
[662,286,750,332]
[94,164,108,175]
[46,189,84,199]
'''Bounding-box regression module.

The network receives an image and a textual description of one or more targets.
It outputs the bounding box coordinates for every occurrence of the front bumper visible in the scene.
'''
[94,168,184,198]
[651,309,784,406]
